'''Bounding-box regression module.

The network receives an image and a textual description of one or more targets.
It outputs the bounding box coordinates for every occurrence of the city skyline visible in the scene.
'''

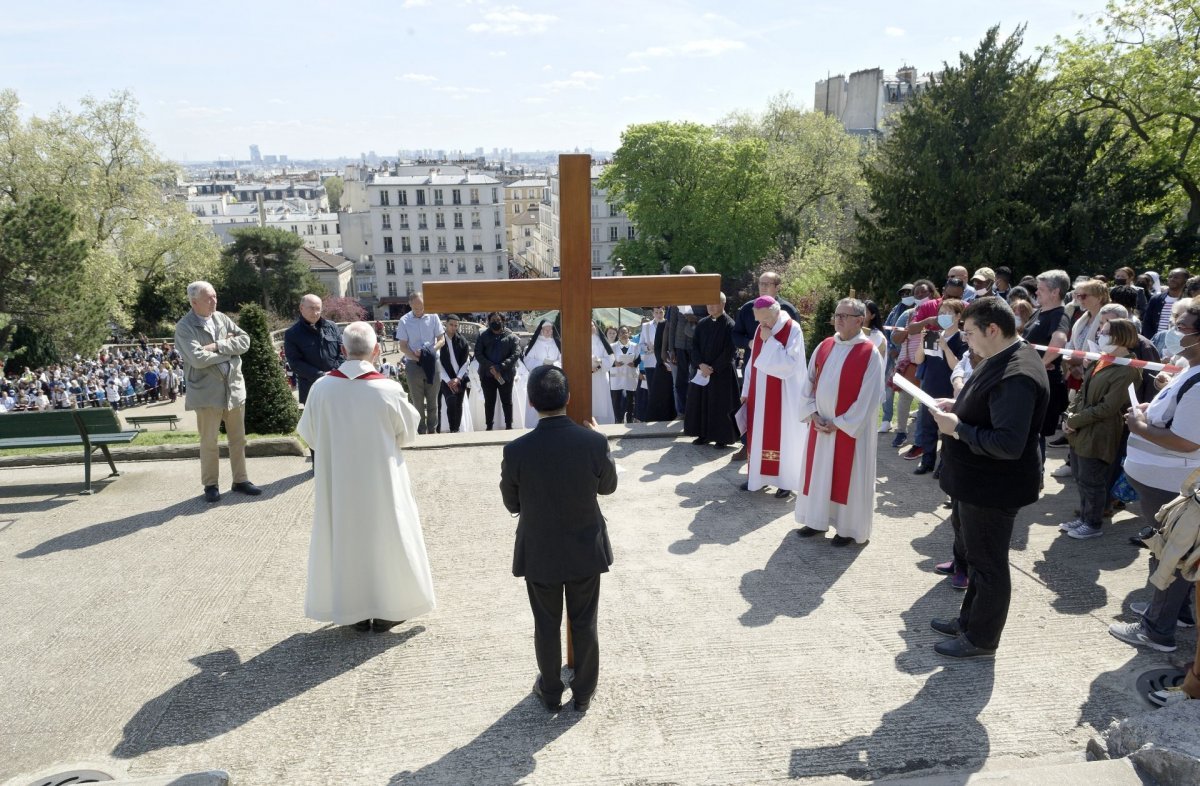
[3,0,1110,161]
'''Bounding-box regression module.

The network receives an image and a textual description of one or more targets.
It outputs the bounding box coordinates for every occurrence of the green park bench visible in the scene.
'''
[0,409,140,494]
[125,413,181,431]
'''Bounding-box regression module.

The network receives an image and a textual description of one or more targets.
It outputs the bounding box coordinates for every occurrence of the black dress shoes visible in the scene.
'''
[351,620,371,632]
[691,437,709,446]
[231,481,263,496]
[739,481,750,491]
[795,526,821,538]
[532,678,562,712]
[203,485,221,503]
[830,535,856,547]
[930,618,961,637]
[914,463,934,476]
[934,634,996,659]
[573,696,591,713]
[372,619,404,632]
[774,488,794,499]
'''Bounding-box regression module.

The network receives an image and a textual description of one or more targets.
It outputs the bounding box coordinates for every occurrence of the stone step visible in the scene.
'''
[801,756,1151,786]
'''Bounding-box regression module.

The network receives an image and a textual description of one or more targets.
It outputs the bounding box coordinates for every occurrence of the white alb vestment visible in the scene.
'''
[522,336,562,425]
[610,341,640,392]
[592,334,615,424]
[740,311,807,491]
[794,333,884,543]
[297,360,436,624]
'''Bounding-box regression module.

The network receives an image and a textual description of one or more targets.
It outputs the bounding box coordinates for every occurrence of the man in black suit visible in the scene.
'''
[500,366,618,712]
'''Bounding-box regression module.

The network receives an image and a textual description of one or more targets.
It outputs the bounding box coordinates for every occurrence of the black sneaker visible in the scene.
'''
[203,485,221,503]
[1048,435,1069,448]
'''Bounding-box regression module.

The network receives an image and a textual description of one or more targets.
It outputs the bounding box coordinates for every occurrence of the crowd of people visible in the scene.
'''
[1,340,183,414]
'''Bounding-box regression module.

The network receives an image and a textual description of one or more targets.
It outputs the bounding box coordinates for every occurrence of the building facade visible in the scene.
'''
[544,165,634,277]
[504,178,548,276]
[814,65,933,135]
[339,164,507,317]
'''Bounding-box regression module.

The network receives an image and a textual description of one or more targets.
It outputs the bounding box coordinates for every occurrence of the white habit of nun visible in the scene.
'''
[297,359,436,624]
[794,333,884,543]
[591,334,615,424]
[466,360,487,432]
[740,311,807,491]
[522,336,562,424]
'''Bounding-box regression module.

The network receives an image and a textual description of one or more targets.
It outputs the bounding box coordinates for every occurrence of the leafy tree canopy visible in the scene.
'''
[221,226,324,317]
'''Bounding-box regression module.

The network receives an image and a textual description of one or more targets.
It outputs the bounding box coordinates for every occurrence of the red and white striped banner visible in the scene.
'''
[1025,344,1183,374]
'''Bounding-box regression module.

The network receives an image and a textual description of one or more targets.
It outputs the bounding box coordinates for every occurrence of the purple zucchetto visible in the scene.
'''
[753,296,777,309]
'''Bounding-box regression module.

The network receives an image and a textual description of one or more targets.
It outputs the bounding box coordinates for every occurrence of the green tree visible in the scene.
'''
[324,175,344,212]
[236,303,300,435]
[1055,0,1200,260]
[0,89,223,354]
[599,121,779,279]
[0,196,90,355]
[221,226,320,316]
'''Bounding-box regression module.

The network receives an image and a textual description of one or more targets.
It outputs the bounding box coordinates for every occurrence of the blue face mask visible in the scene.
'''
[1163,327,1195,356]
[937,314,955,330]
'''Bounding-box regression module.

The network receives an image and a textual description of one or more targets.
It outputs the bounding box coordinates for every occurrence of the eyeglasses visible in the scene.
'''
[832,313,864,320]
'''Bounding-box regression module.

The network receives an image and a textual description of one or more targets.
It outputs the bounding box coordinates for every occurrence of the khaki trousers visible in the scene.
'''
[195,405,248,488]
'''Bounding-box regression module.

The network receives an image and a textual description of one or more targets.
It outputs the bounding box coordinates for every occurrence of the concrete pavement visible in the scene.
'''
[0,429,1192,784]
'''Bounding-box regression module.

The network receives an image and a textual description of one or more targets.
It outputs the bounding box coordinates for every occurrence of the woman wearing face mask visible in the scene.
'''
[1059,319,1142,540]
[912,299,967,476]
[473,311,521,430]
[880,285,916,435]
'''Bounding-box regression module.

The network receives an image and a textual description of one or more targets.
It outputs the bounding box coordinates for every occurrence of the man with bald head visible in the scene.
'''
[284,293,345,405]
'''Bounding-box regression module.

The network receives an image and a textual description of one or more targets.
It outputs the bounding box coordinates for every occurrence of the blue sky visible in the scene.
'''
[1,0,1111,161]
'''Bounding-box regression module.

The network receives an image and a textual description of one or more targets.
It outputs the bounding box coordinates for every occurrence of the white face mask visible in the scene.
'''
[1096,335,1115,353]
[901,296,916,307]
[914,296,929,306]
[1015,317,1024,330]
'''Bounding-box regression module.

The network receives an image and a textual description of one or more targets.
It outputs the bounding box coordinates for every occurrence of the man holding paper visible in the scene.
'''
[685,293,738,447]
[794,298,884,546]
[740,296,807,498]
[929,296,1049,658]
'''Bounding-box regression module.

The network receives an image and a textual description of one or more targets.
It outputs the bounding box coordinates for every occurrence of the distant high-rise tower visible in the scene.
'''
[249,144,262,164]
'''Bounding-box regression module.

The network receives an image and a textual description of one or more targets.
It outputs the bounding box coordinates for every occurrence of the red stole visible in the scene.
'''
[746,318,795,477]
[803,337,874,505]
[328,369,387,380]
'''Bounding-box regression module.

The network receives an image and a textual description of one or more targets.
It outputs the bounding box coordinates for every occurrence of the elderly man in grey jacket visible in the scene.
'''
[174,281,262,503]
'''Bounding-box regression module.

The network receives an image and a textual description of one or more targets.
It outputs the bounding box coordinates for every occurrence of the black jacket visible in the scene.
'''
[939,341,1050,509]
[474,328,520,382]
[1141,291,1172,339]
[283,317,343,402]
[500,415,618,582]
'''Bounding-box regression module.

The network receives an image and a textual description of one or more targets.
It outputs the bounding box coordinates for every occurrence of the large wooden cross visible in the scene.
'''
[422,154,720,423]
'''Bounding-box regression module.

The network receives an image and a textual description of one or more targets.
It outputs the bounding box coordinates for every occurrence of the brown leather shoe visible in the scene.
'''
[730,445,748,461]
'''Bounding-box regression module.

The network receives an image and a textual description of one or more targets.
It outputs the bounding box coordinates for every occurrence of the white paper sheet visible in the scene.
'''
[891,373,942,411]
[734,402,748,434]
[690,370,710,387]
[1128,382,1139,409]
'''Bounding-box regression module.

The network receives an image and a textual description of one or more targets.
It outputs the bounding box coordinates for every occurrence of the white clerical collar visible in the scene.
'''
[770,312,791,336]
[834,332,867,345]
[337,359,378,379]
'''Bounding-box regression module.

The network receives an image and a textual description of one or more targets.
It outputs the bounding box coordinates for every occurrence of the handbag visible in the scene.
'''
[1111,468,1139,504]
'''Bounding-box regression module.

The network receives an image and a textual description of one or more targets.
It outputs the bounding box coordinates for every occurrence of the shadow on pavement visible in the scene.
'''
[388,696,581,785]
[739,531,861,626]
[113,624,424,759]
[17,471,309,559]
[790,662,995,782]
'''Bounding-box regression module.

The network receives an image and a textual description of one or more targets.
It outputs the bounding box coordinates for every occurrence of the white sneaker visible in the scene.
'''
[1068,522,1103,539]
[1051,464,1073,479]
[877,421,893,434]
[1108,621,1176,652]
[1058,518,1084,532]
[1148,686,1192,707]
[1130,601,1196,628]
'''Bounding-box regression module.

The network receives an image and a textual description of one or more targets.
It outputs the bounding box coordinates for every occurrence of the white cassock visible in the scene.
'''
[610,341,639,392]
[297,359,436,624]
[499,363,528,430]
[741,311,807,491]
[592,334,615,424]
[794,333,885,543]
[522,336,562,425]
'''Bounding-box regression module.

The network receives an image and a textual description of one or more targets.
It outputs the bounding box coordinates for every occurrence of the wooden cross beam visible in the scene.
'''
[422,153,721,423]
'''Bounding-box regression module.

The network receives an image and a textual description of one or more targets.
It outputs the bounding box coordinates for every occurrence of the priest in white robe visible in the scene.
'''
[297,321,436,631]
[591,321,615,425]
[740,296,807,497]
[794,298,885,546]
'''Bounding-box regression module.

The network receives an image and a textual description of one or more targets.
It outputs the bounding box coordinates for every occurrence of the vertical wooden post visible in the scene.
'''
[559,154,593,425]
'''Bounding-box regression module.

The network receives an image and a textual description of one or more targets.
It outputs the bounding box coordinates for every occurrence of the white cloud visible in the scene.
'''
[402,0,428,6]
[620,65,650,74]
[176,105,232,119]
[544,79,592,91]
[433,85,489,95]
[542,64,554,71]
[398,73,438,82]
[488,50,507,56]
[468,6,557,35]
[267,98,287,105]
[570,70,602,81]
[620,94,655,103]
[523,96,549,104]
[885,26,905,37]
[628,39,745,59]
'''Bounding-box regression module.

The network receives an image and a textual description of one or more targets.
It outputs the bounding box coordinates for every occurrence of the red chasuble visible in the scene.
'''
[745,318,795,478]
[802,337,875,505]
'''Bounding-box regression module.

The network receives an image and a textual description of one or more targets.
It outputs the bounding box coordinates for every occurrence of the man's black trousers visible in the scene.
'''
[525,574,601,703]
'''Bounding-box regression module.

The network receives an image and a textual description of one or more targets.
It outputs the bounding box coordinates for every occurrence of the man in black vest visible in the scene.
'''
[438,315,471,433]
[930,296,1049,658]
[500,366,618,712]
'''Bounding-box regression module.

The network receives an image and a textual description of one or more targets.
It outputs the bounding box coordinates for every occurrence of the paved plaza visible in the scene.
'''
[0,430,1192,784]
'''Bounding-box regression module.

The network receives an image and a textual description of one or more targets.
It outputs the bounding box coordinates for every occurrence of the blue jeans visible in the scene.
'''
[882,355,897,423]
